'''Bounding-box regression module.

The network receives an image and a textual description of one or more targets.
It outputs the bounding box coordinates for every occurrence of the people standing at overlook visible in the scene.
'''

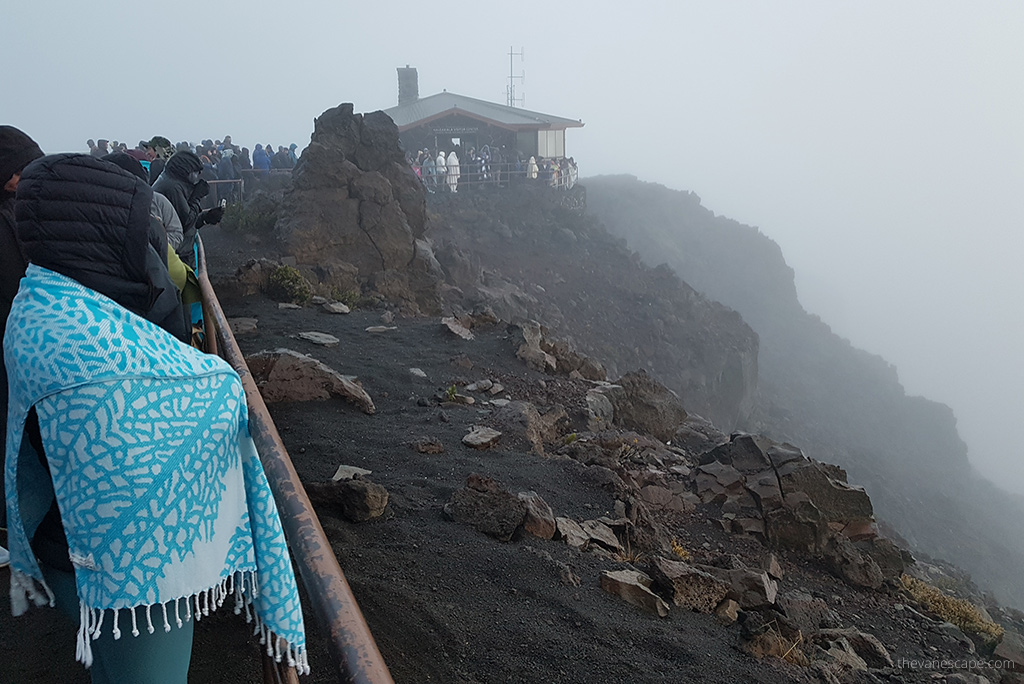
[153,150,224,263]
[252,144,271,174]
[527,155,538,180]
[446,150,460,193]
[435,150,447,189]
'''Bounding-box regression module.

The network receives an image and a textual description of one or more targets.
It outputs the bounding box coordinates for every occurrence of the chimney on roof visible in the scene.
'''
[397,66,418,106]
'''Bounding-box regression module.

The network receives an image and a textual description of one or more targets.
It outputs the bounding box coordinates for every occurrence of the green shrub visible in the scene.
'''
[269,266,312,304]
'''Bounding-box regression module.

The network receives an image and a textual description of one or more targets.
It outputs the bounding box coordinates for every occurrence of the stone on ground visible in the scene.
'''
[246,348,375,414]
[599,569,670,618]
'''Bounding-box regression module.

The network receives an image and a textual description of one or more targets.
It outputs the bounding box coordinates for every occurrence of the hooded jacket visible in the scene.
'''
[152,150,206,257]
[15,154,186,341]
[252,144,271,171]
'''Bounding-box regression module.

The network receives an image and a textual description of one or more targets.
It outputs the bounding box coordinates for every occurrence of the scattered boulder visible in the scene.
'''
[696,565,778,609]
[323,301,350,314]
[408,437,444,454]
[648,558,730,613]
[813,629,893,669]
[517,491,556,540]
[365,326,397,333]
[581,520,622,553]
[822,534,883,590]
[462,426,501,449]
[994,630,1024,671]
[331,465,372,481]
[296,331,340,347]
[671,413,728,457]
[442,316,474,340]
[515,320,557,372]
[246,348,375,414]
[489,401,567,455]
[761,552,784,580]
[409,367,428,380]
[306,478,388,523]
[599,569,670,617]
[596,370,688,442]
[715,599,741,624]
[443,474,527,542]
[228,317,259,337]
[777,590,841,636]
[555,517,589,550]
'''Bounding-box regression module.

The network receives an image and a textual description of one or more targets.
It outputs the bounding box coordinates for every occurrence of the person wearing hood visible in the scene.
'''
[252,144,271,174]
[145,136,172,186]
[435,151,447,189]
[216,148,237,203]
[7,153,308,681]
[446,150,460,193]
[527,155,539,180]
[0,125,45,568]
[153,150,224,262]
[288,143,298,166]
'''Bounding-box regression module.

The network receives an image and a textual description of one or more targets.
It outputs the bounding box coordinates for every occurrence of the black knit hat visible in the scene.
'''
[0,125,44,185]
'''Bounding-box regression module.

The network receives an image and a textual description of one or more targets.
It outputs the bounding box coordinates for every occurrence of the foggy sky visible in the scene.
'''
[3,1,1022,490]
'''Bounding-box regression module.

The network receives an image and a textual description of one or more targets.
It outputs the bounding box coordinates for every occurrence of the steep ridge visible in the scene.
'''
[425,186,760,430]
[585,174,1024,608]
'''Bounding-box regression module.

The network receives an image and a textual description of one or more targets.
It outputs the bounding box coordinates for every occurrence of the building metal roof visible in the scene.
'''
[383,91,584,132]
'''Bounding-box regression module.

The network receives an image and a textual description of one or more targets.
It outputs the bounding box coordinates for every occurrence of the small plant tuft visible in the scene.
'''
[670,539,691,561]
[445,384,458,402]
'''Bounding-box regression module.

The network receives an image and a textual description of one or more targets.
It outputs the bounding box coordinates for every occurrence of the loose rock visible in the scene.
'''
[246,348,375,414]
[518,491,556,540]
[443,474,527,542]
[599,569,670,617]
[462,426,501,448]
[228,317,259,337]
[331,465,372,481]
[323,302,351,314]
[297,331,340,347]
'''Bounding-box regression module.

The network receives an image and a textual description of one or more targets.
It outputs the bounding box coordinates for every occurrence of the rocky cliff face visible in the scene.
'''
[425,187,759,429]
[585,174,1024,608]
[275,103,440,313]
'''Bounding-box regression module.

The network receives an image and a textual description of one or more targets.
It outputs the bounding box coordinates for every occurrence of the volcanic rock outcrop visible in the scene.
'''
[275,103,441,313]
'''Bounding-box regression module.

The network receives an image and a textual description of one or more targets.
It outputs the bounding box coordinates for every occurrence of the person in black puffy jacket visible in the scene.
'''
[15,153,188,343]
[152,150,224,262]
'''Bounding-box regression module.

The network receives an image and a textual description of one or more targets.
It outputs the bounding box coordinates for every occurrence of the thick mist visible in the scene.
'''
[3,1,1022,491]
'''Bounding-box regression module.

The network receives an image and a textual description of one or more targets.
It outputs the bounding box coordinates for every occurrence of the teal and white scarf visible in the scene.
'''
[4,265,308,673]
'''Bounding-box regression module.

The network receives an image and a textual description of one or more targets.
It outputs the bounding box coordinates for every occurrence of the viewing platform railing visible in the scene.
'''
[196,238,394,684]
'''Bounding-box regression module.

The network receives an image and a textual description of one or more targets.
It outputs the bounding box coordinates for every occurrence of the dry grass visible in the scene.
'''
[670,539,691,561]
[900,574,1004,645]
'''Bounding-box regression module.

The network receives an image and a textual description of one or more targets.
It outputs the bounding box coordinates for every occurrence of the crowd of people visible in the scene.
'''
[408,145,578,193]
[85,136,300,203]
[1,125,308,681]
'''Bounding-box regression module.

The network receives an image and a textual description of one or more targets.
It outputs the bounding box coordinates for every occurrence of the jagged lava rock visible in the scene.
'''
[517,491,556,540]
[595,370,688,442]
[275,103,439,312]
[444,474,527,542]
[648,558,730,613]
[246,348,375,413]
[599,569,670,617]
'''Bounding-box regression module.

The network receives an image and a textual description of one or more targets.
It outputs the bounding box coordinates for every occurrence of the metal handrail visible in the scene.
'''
[196,239,394,684]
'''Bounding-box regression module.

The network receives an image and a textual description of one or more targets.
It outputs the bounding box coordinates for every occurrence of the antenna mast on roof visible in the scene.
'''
[507,46,525,108]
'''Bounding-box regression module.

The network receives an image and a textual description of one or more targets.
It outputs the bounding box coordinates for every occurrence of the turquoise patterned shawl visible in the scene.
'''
[4,265,308,673]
